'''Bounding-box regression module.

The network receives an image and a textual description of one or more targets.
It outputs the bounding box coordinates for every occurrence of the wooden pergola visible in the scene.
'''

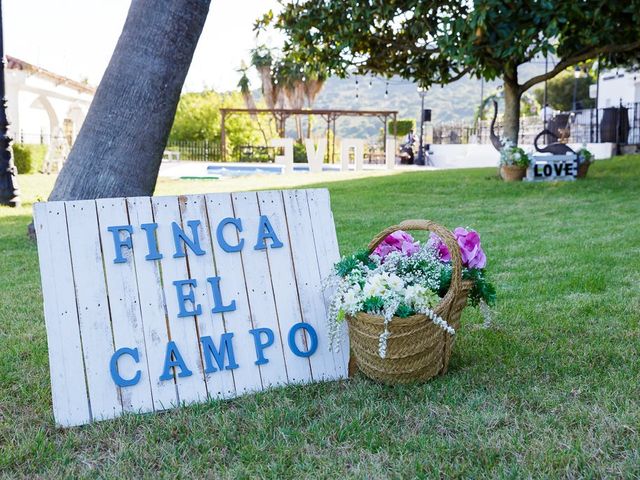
[220,108,399,162]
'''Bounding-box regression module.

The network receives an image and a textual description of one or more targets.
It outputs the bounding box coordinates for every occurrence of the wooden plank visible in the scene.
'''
[204,193,263,394]
[257,190,313,384]
[65,200,121,421]
[152,196,208,405]
[282,190,338,381]
[231,192,289,388]
[33,202,92,427]
[178,194,235,399]
[305,189,349,378]
[126,197,178,411]
[96,197,154,413]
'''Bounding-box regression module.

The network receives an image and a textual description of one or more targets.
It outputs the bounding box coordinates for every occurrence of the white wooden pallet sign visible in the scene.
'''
[33,189,349,427]
[526,154,578,182]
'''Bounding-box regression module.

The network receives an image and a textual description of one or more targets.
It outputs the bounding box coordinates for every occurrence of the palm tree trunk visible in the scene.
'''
[240,88,270,147]
[48,0,210,201]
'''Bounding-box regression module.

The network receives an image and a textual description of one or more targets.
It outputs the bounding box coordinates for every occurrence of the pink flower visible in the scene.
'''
[372,230,420,261]
[429,227,487,269]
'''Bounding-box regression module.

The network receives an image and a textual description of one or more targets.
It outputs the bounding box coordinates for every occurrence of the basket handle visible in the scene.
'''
[367,219,463,308]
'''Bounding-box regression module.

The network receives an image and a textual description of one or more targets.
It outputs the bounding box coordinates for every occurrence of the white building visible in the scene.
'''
[592,68,640,108]
[5,55,95,145]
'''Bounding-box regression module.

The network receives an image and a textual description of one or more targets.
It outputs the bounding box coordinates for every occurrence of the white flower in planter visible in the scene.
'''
[342,284,362,315]
[363,271,404,298]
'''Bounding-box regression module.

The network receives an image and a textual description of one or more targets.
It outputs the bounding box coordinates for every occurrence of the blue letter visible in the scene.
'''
[249,327,275,365]
[172,220,205,258]
[254,215,283,250]
[288,322,318,358]
[200,333,239,373]
[216,217,244,252]
[206,276,236,314]
[107,225,133,263]
[173,279,202,318]
[110,347,141,387]
[159,341,193,381]
[140,222,162,260]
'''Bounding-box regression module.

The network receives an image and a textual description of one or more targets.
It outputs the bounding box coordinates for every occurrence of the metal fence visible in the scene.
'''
[166,141,388,164]
[13,131,69,146]
[433,102,640,146]
[165,140,222,162]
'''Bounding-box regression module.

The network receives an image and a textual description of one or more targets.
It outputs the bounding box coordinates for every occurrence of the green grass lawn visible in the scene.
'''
[1,158,639,478]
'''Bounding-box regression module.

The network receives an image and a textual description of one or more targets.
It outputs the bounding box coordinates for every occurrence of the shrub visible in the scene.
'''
[387,119,415,137]
[293,142,307,163]
[12,143,48,174]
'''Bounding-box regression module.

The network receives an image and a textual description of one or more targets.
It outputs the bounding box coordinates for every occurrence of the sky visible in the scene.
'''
[4,0,282,92]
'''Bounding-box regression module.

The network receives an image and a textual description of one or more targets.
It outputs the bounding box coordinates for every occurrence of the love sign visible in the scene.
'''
[526,154,578,182]
[34,189,348,427]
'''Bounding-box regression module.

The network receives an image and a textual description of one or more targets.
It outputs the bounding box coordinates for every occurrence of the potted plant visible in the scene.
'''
[499,141,531,181]
[325,221,495,384]
[576,146,594,178]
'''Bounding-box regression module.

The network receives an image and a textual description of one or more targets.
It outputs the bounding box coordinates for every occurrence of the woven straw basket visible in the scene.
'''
[347,220,473,384]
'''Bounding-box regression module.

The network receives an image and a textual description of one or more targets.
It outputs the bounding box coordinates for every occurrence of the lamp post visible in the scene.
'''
[572,65,581,112]
[0,2,20,207]
[417,85,427,165]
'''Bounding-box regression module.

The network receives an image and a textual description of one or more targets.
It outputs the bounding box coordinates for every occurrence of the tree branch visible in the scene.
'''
[520,39,640,93]
[448,67,471,83]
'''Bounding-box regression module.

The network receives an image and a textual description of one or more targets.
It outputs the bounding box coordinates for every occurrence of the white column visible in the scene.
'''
[385,138,396,170]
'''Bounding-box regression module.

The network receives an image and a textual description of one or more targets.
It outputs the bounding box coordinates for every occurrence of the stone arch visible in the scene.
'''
[30,95,60,140]
[64,102,86,144]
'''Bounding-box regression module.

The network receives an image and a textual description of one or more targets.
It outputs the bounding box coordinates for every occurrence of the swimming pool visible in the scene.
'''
[206,163,351,177]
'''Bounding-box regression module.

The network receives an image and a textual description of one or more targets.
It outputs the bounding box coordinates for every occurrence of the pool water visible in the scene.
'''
[206,163,345,177]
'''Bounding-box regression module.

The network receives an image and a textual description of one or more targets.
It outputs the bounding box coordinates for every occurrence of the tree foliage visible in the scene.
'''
[533,69,595,112]
[388,119,415,137]
[168,90,265,149]
[260,0,640,144]
[241,45,330,140]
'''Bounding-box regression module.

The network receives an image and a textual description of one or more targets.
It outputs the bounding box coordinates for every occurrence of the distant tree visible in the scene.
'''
[533,68,595,112]
[277,58,306,140]
[387,119,415,138]
[261,0,640,146]
[168,91,263,150]
[302,71,326,138]
[49,0,210,201]
[250,46,285,136]
[237,63,258,114]
[246,46,329,139]
[237,63,270,146]
[251,46,284,111]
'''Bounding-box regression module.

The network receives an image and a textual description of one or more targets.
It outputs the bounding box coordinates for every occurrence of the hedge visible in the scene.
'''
[13,144,48,174]
[387,119,416,137]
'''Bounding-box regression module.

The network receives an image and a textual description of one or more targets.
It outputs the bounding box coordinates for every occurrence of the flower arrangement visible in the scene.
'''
[325,228,495,358]
[577,146,594,165]
[500,140,531,168]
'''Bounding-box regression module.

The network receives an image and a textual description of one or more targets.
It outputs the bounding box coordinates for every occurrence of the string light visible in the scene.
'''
[384,81,389,99]
[355,76,359,99]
